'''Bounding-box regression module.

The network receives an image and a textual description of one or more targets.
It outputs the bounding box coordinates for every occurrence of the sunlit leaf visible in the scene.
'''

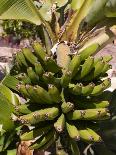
[0,0,41,25]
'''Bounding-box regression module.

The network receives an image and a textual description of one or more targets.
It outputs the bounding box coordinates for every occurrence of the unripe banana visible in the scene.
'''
[93,60,105,78]
[79,43,99,61]
[32,41,46,65]
[34,85,53,104]
[94,57,102,66]
[34,62,44,76]
[26,84,43,103]
[29,129,55,149]
[19,107,59,124]
[73,83,83,95]
[15,104,32,115]
[20,125,52,141]
[42,72,55,84]
[43,73,61,88]
[27,67,39,84]
[78,129,94,143]
[70,139,80,155]
[102,78,111,89]
[81,83,95,96]
[16,51,28,67]
[66,122,80,141]
[22,48,38,65]
[101,64,112,75]
[16,53,23,67]
[45,56,61,73]
[48,84,61,103]
[94,113,110,120]
[17,84,29,98]
[87,128,102,142]
[102,55,112,62]
[78,101,109,109]
[61,71,71,88]
[54,114,65,133]
[80,56,94,78]
[61,102,74,113]
[68,54,81,78]
[67,108,108,120]
[83,60,105,81]
[91,78,111,96]
[17,73,31,84]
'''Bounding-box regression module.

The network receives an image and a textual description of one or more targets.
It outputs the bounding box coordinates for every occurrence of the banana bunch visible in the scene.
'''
[14,41,112,152]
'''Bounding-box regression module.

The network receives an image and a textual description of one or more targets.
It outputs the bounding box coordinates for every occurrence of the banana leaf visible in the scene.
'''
[86,0,116,26]
[0,0,42,25]
[0,93,14,131]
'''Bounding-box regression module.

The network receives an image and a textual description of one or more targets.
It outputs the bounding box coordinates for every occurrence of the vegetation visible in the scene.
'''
[0,0,116,154]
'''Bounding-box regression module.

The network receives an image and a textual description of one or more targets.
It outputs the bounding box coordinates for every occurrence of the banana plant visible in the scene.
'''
[0,0,116,154]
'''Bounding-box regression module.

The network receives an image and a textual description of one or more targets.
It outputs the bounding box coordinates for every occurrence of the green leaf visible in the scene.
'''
[0,0,41,25]
[0,93,14,131]
[105,0,116,17]
[2,75,19,91]
[7,149,17,155]
[71,0,85,11]
[85,0,108,26]
[0,84,19,106]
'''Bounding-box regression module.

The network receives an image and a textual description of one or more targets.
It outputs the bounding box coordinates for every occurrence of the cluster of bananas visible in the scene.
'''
[14,42,112,152]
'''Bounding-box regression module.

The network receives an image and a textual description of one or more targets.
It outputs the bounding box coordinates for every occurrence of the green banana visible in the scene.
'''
[17,73,31,84]
[16,53,23,67]
[78,129,94,143]
[93,60,105,78]
[17,84,29,98]
[27,67,39,84]
[102,55,112,62]
[102,78,111,89]
[32,41,46,65]
[87,128,102,142]
[78,101,109,109]
[34,85,53,104]
[15,104,32,115]
[81,83,95,96]
[22,48,38,65]
[61,102,74,113]
[61,71,71,88]
[101,63,112,75]
[79,43,99,61]
[80,56,94,78]
[20,125,52,141]
[94,113,110,120]
[34,62,44,76]
[54,114,65,133]
[67,108,108,120]
[70,83,83,95]
[25,85,45,104]
[91,79,111,96]
[70,139,80,155]
[94,57,102,66]
[29,129,55,149]
[83,60,105,81]
[19,107,59,124]
[16,51,28,67]
[45,56,61,73]
[68,54,81,78]
[66,122,80,141]
[48,84,61,103]
[42,72,55,84]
